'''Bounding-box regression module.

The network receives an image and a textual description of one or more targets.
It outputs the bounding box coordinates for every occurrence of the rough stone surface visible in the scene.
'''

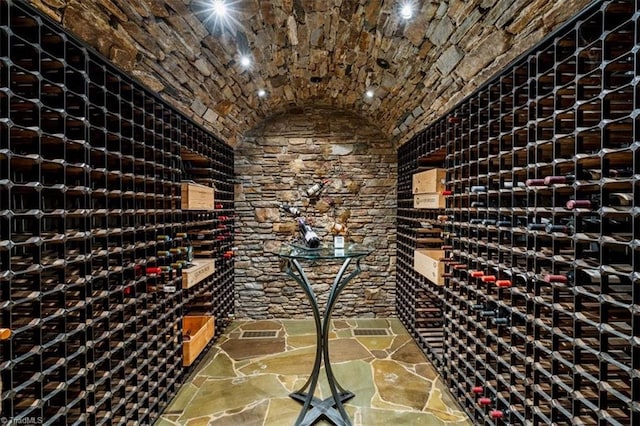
[235,106,396,319]
[28,0,593,146]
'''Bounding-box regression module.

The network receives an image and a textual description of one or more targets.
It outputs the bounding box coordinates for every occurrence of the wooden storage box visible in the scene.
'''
[182,259,216,289]
[183,315,215,366]
[412,168,446,194]
[414,192,446,209]
[181,182,215,210]
[414,249,445,286]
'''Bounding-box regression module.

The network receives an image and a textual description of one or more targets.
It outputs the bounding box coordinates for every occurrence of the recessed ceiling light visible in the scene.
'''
[365,89,375,98]
[376,58,390,69]
[212,0,228,16]
[257,89,267,97]
[400,2,414,19]
[240,55,251,68]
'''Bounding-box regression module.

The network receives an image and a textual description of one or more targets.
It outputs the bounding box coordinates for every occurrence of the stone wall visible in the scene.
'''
[235,106,396,319]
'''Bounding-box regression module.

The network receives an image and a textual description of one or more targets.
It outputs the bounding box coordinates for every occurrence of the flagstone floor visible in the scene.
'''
[156,318,471,426]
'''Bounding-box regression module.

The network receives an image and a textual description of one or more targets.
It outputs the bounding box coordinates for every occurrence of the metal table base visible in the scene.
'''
[282,254,368,426]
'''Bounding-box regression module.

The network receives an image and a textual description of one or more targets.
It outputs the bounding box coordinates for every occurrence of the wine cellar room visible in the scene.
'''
[1,0,639,425]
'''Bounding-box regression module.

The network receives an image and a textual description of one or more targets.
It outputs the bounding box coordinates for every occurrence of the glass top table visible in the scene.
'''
[277,243,374,426]
[278,243,374,260]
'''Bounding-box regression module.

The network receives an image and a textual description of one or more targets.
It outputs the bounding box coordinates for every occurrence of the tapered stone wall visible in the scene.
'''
[234,106,396,319]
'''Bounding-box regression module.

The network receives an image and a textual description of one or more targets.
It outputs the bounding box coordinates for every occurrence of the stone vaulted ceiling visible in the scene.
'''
[29,0,593,146]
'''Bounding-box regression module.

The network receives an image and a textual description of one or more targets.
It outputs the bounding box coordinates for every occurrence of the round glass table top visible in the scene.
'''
[277,243,374,260]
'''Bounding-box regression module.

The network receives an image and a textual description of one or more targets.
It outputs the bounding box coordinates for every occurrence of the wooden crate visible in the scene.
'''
[412,168,446,194]
[414,192,446,209]
[182,259,216,289]
[181,182,215,210]
[414,249,445,286]
[183,315,215,366]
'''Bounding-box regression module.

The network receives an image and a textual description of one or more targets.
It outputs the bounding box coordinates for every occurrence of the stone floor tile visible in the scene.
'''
[160,318,471,426]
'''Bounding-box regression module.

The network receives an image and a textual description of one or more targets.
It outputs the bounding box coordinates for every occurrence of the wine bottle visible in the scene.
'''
[182,233,194,266]
[544,274,568,283]
[280,203,301,217]
[545,222,574,235]
[525,178,546,187]
[471,386,484,394]
[305,179,330,197]
[566,199,596,210]
[297,217,321,248]
[492,317,509,325]
[608,167,634,178]
[502,181,525,189]
[480,309,497,318]
[607,193,633,206]
[543,174,575,185]
[527,223,547,231]
[569,194,633,209]
[0,328,11,340]
[489,409,505,420]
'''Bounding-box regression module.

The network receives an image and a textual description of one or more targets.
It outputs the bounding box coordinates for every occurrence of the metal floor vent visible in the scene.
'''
[353,329,389,336]
[240,330,279,339]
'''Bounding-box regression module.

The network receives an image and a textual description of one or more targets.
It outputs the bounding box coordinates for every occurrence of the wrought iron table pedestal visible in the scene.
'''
[278,244,374,426]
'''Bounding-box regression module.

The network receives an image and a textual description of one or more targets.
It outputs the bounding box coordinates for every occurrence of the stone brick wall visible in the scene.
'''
[235,106,396,319]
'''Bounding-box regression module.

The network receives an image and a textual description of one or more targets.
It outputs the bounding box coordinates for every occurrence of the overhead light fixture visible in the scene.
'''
[211,0,228,16]
[257,89,267,97]
[376,58,391,69]
[365,89,375,98]
[400,2,414,20]
[239,55,251,68]
[194,0,241,33]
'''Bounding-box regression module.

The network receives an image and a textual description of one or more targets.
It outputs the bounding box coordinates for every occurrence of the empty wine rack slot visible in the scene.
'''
[397,1,640,425]
[0,1,235,423]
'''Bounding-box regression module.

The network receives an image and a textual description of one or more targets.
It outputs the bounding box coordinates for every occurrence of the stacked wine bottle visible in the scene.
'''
[397,1,639,424]
[0,1,235,422]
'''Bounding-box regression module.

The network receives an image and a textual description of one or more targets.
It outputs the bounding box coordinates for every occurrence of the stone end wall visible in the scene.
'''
[235,106,396,319]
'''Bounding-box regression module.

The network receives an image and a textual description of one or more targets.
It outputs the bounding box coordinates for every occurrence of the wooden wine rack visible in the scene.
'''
[397,1,639,424]
[0,1,235,423]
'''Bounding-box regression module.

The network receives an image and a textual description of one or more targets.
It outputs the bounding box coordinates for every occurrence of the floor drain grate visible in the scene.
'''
[240,330,279,339]
[353,329,389,336]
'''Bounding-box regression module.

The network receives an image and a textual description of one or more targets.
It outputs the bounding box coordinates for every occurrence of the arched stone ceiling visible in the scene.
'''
[29,0,593,146]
